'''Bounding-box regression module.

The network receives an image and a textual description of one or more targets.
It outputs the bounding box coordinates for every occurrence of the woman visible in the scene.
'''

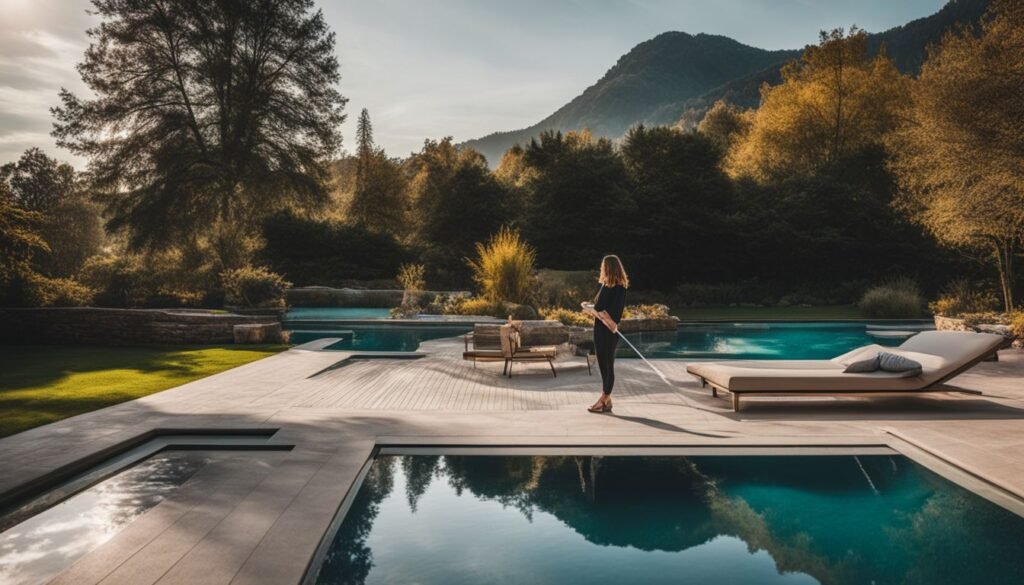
[583,255,628,413]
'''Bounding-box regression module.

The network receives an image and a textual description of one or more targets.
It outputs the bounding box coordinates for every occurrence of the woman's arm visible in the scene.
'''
[596,310,618,334]
[582,300,619,333]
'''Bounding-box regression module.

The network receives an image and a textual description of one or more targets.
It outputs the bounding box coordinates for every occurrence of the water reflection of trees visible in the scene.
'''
[315,457,395,585]
[316,455,1024,585]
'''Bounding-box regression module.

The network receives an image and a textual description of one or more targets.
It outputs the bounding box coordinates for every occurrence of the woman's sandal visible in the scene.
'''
[587,401,612,413]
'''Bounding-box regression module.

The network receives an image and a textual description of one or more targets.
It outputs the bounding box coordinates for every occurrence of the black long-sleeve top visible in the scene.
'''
[594,285,626,331]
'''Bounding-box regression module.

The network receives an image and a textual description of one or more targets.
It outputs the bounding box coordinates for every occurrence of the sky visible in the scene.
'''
[0,0,946,166]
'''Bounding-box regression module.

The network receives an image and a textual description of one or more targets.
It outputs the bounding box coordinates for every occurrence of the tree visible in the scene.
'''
[728,28,908,180]
[520,130,635,269]
[1,148,104,277]
[407,138,512,284]
[0,185,47,285]
[0,148,76,211]
[887,0,1024,311]
[52,0,347,254]
[346,109,409,236]
[621,125,734,287]
[259,211,409,286]
[696,100,751,153]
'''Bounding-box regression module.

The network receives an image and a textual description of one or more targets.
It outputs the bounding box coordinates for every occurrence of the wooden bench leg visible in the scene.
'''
[503,359,509,376]
[711,386,717,398]
[548,358,557,378]
[700,377,707,388]
[732,393,740,412]
[586,353,593,375]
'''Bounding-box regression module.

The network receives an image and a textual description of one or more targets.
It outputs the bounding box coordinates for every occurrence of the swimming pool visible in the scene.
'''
[286,307,393,320]
[623,321,933,360]
[286,324,473,350]
[311,454,1024,585]
[285,320,931,358]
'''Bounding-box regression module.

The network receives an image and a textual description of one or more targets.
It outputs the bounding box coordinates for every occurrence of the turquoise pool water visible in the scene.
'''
[286,307,392,320]
[285,320,929,358]
[286,324,472,350]
[312,454,1024,585]
[624,322,931,360]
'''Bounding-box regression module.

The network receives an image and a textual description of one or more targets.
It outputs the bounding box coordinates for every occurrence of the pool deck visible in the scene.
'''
[2,336,1024,584]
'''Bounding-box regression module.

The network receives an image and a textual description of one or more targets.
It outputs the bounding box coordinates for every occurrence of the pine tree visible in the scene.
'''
[346,109,408,236]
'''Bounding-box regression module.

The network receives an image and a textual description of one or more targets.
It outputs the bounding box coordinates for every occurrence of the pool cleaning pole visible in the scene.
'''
[616,330,675,388]
[584,301,674,388]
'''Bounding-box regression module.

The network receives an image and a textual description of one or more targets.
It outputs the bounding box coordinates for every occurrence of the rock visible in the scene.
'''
[286,287,469,308]
[233,323,283,344]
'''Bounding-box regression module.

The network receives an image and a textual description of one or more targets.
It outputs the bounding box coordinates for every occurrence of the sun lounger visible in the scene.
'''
[685,331,1005,411]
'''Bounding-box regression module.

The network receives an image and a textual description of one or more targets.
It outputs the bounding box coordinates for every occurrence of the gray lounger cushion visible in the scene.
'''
[842,352,922,377]
[877,352,922,376]
[842,355,880,373]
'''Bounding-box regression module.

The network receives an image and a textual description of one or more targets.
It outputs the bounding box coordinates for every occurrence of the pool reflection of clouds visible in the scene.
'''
[0,454,208,585]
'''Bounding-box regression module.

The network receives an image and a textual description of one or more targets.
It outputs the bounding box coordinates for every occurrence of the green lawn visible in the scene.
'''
[673,305,867,321]
[0,345,287,438]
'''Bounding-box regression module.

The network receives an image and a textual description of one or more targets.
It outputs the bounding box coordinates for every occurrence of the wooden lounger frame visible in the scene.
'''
[694,347,998,412]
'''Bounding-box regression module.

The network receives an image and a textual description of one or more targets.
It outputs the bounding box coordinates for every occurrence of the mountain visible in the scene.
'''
[462,0,991,166]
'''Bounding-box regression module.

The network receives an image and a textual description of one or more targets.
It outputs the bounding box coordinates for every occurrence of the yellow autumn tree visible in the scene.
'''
[727,28,908,180]
[886,0,1024,311]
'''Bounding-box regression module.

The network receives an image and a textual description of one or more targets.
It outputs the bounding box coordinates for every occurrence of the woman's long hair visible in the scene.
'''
[599,255,629,288]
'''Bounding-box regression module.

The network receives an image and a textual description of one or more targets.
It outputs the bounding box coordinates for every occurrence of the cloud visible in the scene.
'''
[0,1,94,166]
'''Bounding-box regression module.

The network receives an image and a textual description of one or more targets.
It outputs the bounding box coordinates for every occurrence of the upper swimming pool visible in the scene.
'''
[286,324,473,350]
[286,307,393,320]
[311,454,1024,585]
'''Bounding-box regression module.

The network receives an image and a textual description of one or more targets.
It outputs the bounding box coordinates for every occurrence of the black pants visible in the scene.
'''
[594,325,620,395]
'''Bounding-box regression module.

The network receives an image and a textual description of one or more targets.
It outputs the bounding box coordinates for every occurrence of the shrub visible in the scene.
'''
[858,277,923,318]
[77,252,214,308]
[78,254,145,307]
[140,290,204,308]
[389,305,420,319]
[535,269,598,309]
[467,227,536,304]
[961,312,1009,326]
[457,297,510,318]
[624,304,671,319]
[221,266,291,308]
[507,303,538,320]
[397,263,426,293]
[422,292,468,315]
[540,307,592,327]
[929,279,1000,317]
[9,272,95,307]
[1010,312,1024,340]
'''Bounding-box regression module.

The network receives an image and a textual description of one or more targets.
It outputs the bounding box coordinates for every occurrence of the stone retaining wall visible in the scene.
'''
[935,314,1020,348]
[287,287,468,308]
[0,308,281,346]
